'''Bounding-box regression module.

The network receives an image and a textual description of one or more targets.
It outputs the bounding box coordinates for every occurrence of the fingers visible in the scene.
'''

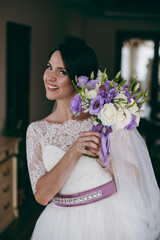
[72,139,99,157]
[82,148,99,157]
[78,142,99,156]
[77,131,101,156]
[70,130,101,158]
[79,131,101,138]
[79,136,100,147]
[79,131,101,146]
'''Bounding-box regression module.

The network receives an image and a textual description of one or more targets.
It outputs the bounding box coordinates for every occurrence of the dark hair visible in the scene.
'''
[49,43,99,82]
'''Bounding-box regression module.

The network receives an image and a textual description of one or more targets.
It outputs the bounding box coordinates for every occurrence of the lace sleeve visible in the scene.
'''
[26,122,46,194]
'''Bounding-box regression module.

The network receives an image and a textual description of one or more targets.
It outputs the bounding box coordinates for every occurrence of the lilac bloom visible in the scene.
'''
[123,84,131,90]
[124,90,131,103]
[77,76,89,88]
[87,79,99,90]
[123,84,131,102]
[98,84,108,98]
[125,115,137,130]
[104,80,111,88]
[89,95,104,116]
[70,94,82,116]
[98,84,118,103]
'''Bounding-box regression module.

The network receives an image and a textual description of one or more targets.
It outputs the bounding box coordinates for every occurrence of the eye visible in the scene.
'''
[58,70,67,75]
[46,64,52,70]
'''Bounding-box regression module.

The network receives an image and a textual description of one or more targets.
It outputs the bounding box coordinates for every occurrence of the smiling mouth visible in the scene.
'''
[47,85,59,91]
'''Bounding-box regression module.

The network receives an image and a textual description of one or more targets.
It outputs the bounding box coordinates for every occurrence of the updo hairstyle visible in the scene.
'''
[49,43,99,83]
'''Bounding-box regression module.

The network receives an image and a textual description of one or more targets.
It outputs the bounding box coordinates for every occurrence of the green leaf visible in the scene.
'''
[75,75,78,83]
[115,71,121,79]
[71,80,79,91]
[128,92,143,108]
[83,154,99,159]
[119,79,127,88]
[112,70,121,82]
[137,97,148,108]
[101,68,107,84]
[128,76,138,91]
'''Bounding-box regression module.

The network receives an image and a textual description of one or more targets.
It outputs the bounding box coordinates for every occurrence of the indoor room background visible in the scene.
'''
[0,0,160,239]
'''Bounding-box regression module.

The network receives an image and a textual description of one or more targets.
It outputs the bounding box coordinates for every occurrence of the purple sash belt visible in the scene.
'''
[52,179,117,207]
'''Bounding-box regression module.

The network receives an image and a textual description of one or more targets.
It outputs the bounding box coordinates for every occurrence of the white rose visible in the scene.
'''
[98,103,117,126]
[115,108,132,129]
[128,98,139,114]
[85,89,98,99]
[115,93,128,108]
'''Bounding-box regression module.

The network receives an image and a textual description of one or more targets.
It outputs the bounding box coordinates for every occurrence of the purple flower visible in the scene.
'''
[104,80,111,88]
[87,79,99,90]
[105,88,118,103]
[123,84,131,102]
[125,114,137,130]
[70,94,82,116]
[77,76,89,88]
[99,83,108,91]
[124,91,131,103]
[123,84,131,90]
[98,84,118,103]
[89,95,104,116]
[98,84,108,98]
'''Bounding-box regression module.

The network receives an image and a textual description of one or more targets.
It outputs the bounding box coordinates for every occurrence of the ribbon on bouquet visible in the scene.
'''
[92,124,112,171]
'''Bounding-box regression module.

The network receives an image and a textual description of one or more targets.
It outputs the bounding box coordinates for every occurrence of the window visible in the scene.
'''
[116,31,160,120]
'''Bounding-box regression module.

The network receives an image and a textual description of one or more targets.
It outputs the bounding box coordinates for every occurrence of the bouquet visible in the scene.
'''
[70,69,148,170]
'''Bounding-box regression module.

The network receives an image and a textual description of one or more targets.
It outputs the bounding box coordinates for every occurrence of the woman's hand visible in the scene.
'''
[69,130,101,158]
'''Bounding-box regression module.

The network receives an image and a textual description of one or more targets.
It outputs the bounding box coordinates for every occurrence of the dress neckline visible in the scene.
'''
[39,116,93,126]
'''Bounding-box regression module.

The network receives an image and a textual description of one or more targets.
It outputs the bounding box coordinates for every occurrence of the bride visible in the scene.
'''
[26,43,160,240]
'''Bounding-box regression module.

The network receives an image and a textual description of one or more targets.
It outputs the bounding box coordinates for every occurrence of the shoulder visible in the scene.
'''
[26,120,47,138]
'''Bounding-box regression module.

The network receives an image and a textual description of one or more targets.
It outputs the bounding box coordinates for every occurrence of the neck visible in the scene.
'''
[48,95,91,123]
[53,99,74,122]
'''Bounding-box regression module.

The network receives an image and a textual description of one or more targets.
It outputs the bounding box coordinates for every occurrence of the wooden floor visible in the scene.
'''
[0,194,44,240]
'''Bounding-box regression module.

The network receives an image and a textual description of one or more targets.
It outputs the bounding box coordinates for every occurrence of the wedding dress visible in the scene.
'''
[26,118,160,240]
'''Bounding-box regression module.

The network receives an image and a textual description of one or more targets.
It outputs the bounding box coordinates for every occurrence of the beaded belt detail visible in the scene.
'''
[52,179,117,207]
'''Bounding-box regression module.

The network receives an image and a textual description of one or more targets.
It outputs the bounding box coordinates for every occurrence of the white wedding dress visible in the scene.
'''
[26,118,160,240]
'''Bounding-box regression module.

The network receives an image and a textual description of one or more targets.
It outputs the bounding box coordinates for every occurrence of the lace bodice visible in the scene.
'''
[27,118,110,194]
[26,117,138,195]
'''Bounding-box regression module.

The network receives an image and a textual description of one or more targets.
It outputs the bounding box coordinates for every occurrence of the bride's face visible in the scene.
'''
[43,50,76,101]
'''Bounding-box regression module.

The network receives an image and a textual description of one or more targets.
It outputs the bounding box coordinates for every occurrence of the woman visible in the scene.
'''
[26,43,160,240]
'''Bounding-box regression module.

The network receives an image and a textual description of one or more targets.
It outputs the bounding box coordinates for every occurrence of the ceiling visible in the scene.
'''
[50,0,160,19]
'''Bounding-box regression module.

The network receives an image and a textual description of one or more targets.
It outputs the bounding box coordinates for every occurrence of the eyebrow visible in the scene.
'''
[57,67,67,70]
[47,62,66,70]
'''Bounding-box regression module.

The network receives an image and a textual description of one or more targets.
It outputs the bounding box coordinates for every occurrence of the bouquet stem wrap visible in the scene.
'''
[92,124,112,171]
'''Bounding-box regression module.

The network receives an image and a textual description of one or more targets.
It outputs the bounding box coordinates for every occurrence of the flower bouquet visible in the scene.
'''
[70,69,148,170]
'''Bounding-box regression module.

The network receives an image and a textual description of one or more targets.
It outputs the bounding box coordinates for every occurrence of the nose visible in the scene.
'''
[45,70,56,83]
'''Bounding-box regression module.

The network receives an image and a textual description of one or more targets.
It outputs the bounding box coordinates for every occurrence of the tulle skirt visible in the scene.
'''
[31,128,160,240]
[31,189,160,240]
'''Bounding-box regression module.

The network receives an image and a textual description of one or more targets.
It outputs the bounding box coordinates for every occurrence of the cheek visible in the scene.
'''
[68,83,76,93]
[62,78,75,91]
[43,71,47,83]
